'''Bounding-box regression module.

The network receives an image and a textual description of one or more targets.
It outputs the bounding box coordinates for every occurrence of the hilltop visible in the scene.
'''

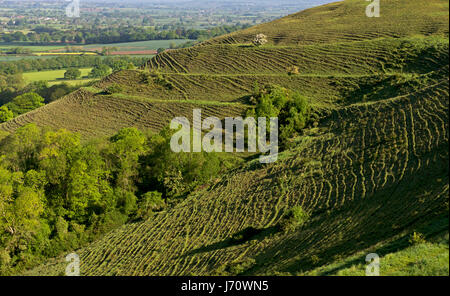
[3,0,448,275]
[205,0,449,45]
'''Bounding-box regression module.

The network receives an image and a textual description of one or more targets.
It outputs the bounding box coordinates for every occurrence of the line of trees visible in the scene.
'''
[0,55,149,75]
[0,24,251,45]
[1,92,44,118]
[246,84,313,148]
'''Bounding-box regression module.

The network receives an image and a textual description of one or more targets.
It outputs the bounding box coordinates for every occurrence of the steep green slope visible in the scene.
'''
[24,76,449,275]
[148,37,449,75]
[0,87,246,138]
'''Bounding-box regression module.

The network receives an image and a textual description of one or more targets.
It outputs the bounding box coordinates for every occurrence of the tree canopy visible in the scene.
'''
[0,124,239,274]
[64,68,82,80]
[5,92,45,116]
[0,106,14,123]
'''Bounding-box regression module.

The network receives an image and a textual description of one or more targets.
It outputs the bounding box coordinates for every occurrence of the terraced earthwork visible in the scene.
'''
[3,0,448,275]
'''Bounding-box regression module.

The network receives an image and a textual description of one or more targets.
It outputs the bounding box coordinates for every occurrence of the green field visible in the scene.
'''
[0,55,57,61]
[0,39,192,55]
[0,0,448,276]
[22,68,93,83]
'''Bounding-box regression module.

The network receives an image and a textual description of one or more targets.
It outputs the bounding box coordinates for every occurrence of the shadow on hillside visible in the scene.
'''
[233,94,253,104]
[182,226,279,257]
[315,215,448,276]
[317,235,412,276]
[247,175,449,275]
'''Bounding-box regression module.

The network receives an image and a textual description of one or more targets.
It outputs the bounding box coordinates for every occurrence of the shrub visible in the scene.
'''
[116,190,138,216]
[409,232,427,245]
[141,72,153,85]
[247,84,311,148]
[104,83,123,94]
[136,191,165,220]
[89,210,129,236]
[230,227,261,244]
[287,65,300,75]
[88,64,111,78]
[253,33,268,46]
[5,92,45,116]
[226,258,256,275]
[310,255,320,265]
[140,70,173,90]
[0,105,14,122]
[55,216,69,239]
[0,249,11,269]
[151,71,174,90]
[163,170,185,197]
[279,206,310,232]
[69,221,85,237]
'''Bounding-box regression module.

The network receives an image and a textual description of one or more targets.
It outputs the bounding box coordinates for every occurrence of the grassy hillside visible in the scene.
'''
[1,0,447,275]
[24,75,449,275]
[204,0,449,46]
[0,87,246,138]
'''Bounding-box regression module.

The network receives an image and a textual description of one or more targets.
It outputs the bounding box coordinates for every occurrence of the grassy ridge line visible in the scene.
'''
[147,36,449,76]
[22,68,93,82]
[0,88,247,138]
[1,38,447,136]
[3,67,445,138]
[93,66,448,108]
[81,86,250,107]
[345,78,450,107]
[158,72,400,78]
